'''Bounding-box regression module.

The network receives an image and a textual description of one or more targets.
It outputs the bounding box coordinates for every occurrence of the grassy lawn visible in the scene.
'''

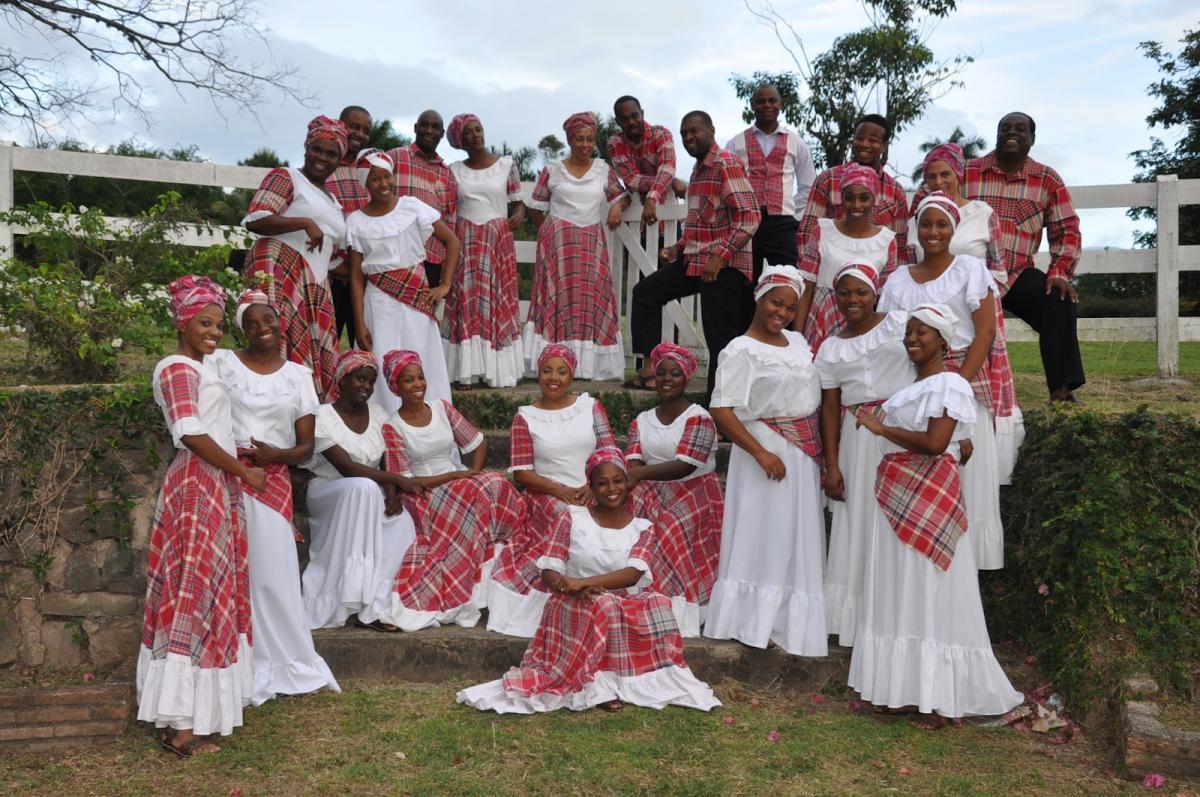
[0,679,1164,797]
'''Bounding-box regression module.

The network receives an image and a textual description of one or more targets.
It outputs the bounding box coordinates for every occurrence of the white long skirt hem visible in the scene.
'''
[962,401,1005,570]
[375,562,491,632]
[704,578,828,656]
[136,634,252,736]
[456,665,721,714]
[444,336,523,388]
[485,580,550,638]
[252,657,341,707]
[521,327,625,381]
[995,408,1025,486]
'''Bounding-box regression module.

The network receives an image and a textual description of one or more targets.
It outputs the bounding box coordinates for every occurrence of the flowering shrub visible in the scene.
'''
[0,196,247,382]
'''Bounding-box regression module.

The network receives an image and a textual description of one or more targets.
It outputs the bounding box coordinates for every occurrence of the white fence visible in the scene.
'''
[1,142,1197,377]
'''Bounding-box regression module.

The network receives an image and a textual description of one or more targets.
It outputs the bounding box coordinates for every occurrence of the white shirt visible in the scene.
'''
[525,160,621,227]
[878,254,995,352]
[307,403,391,480]
[710,330,821,422]
[805,218,896,289]
[209,349,319,450]
[815,311,916,405]
[908,199,995,265]
[450,156,522,226]
[243,167,346,284]
[389,400,484,478]
[345,196,440,275]
[628,404,717,480]
[152,354,236,457]
[508,394,602,488]
[879,372,977,458]
[536,506,653,590]
[724,125,816,219]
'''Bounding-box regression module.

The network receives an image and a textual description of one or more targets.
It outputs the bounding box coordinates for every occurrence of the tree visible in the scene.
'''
[238,148,287,168]
[593,113,620,165]
[491,142,538,181]
[368,119,411,152]
[731,0,972,168]
[537,134,565,166]
[0,0,308,136]
[908,125,986,183]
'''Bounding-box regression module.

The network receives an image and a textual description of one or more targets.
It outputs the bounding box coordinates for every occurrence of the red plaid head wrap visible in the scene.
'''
[923,143,966,182]
[354,147,394,188]
[916,191,960,232]
[909,303,959,345]
[305,115,349,158]
[234,287,271,328]
[754,264,806,302]
[447,113,481,150]
[333,348,378,386]
[840,163,880,197]
[563,111,597,141]
[833,261,880,294]
[382,349,423,396]
[650,342,698,381]
[168,275,226,331]
[586,446,627,479]
[537,343,577,374]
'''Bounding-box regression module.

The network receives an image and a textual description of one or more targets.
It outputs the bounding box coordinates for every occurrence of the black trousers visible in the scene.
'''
[742,212,799,327]
[630,256,751,405]
[330,275,356,349]
[1001,267,1086,394]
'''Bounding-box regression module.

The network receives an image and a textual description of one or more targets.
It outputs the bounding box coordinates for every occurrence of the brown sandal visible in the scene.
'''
[600,699,624,713]
[910,713,948,731]
[159,731,220,757]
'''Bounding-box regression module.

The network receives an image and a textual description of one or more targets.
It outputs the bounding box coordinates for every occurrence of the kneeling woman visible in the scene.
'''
[849,304,1023,728]
[458,448,720,713]
[625,342,724,637]
[376,349,526,630]
[703,265,828,657]
[301,349,424,630]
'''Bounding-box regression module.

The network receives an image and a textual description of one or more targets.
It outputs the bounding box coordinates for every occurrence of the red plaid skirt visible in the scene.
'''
[802,286,846,353]
[245,239,339,400]
[367,267,436,318]
[944,348,996,415]
[489,492,567,596]
[874,451,968,572]
[443,218,521,348]
[627,474,724,605]
[527,219,621,347]
[761,413,823,465]
[391,473,526,612]
[142,450,251,667]
[501,590,686,698]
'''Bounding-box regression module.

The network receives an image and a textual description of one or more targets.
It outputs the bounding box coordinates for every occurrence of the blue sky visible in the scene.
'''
[2,0,1196,247]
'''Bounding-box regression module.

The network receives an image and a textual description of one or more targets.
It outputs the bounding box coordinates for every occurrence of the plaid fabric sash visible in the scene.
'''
[236,458,302,542]
[943,347,995,414]
[874,451,968,572]
[761,414,822,464]
[845,400,885,423]
[367,267,436,318]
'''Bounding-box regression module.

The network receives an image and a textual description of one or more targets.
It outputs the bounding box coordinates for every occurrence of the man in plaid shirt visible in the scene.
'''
[387,110,458,288]
[629,111,760,404]
[964,112,1085,401]
[608,95,687,226]
[324,104,374,347]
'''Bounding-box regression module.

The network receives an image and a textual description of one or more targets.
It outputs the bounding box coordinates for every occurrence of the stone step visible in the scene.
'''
[312,625,849,693]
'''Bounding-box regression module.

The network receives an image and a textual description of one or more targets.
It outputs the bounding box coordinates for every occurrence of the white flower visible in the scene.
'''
[78,205,89,213]
[111,338,123,348]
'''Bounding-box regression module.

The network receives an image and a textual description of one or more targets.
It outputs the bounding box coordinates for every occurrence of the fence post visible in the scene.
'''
[0,142,13,255]
[1155,174,1180,378]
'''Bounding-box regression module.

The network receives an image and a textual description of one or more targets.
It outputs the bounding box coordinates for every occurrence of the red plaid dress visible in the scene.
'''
[326,160,371,272]
[626,412,724,606]
[606,123,677,203]
[874,451,968,572]
[387,144,458,265]
[244,168,340,400]
[680,145,760,281]
[798,163,910,256]
[143,363,251,671]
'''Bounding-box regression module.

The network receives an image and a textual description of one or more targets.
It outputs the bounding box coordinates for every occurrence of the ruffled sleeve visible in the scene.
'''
[157,361,206,443]
[296,367,320,419]
[886,372,977,427]
[508,411,534,473]
[958,254,996,312]
[243,168,294,224]
[443,400,484,453]
[815,345,840,390]
[625,418,643,462]
[382,421,413,478]
[406,196,441,242]
[312,405,341,455]
[506,159,523,203]
[527,165,552,212]
[533,510,573,574]
[625,518,656,591]
[676,413,716,468]
[709,345,755,410]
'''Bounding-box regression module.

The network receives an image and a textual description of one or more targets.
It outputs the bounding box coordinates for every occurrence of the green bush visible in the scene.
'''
[987,407,1200,711]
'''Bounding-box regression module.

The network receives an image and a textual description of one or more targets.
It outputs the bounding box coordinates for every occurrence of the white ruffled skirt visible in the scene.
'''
[521,328,625,382]
[961,400,1004,570]
[457,665,721,714]
[136,634,252,736]
[703,421,828,656]
[444,336,523,389]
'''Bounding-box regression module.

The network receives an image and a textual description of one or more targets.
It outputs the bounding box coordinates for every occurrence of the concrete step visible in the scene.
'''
[312,625,849,692]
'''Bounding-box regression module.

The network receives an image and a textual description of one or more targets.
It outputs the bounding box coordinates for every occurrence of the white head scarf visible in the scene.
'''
[754,264,806,302]
[909,303,959,344]
[354,147,394,188]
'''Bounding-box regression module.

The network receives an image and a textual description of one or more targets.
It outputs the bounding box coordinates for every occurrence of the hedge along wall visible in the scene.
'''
[987,407,1200,713]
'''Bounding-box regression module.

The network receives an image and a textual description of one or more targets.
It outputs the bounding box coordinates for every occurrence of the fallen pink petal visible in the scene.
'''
[766,730,781,743]
[722,715,735,725]
[848,700,864,712]
[82,672,95,682]
[1142,773,1167,788]
[810,694,825,704]
[1038,583,1051,596]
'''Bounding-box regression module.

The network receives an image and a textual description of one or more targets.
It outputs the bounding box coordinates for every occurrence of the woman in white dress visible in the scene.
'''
[523,111,631,380]
[486,344,618,637]
[300,349,424,631]
[373,349,526,631]
[347,148,461,413]
[703,265,827,656]
[795,164,898,352]
[815,263,915,646]
[909,143,1022,484]
[209,288,340,706]
[443,113,526,388]
[849,304,1024,728]
[880,193,1004,570]
[458,448,720,714]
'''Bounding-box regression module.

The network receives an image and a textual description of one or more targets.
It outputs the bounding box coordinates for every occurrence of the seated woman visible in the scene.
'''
[849,304,1024,729]
[209,288,340,706]
[814,263,914,646]
[346,148,461,414]
[375,349,526,631]
[625,342,724,637]
[703,265,828,657]
[457,448,720,714]
[300,349,424,631]
[486,345,617,637]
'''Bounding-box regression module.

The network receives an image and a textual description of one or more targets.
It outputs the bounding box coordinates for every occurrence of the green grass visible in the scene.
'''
[0,680,1161,796]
